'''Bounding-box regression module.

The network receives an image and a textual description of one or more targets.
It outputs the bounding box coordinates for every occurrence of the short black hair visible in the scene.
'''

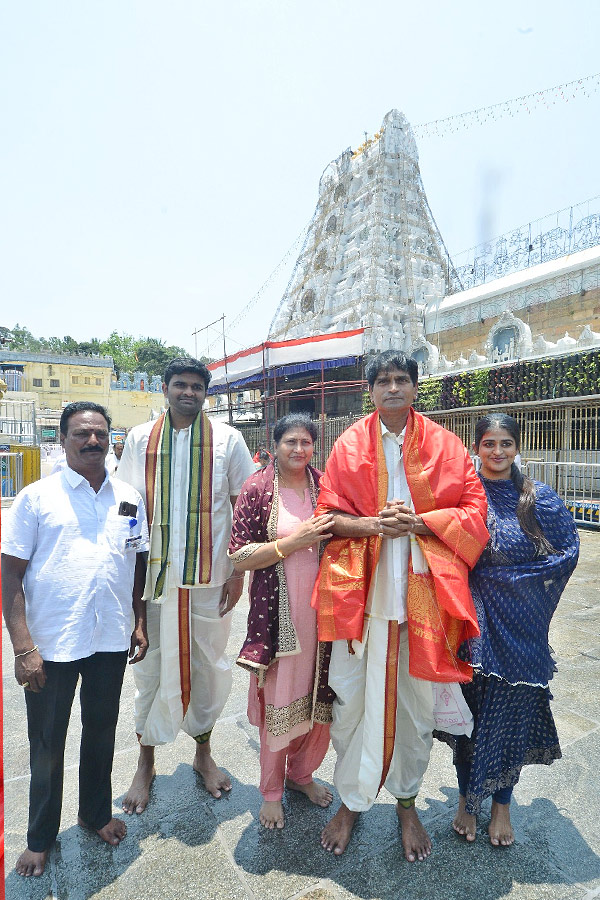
[163,357,211,389]
[273,413,318,444]
[60,401,111,436]
[365,350,418,388]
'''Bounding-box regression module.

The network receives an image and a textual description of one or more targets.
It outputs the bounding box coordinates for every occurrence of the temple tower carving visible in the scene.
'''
[268,109,458,355]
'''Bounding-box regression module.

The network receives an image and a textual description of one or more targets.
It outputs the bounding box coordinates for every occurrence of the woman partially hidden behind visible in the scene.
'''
[229,414,334,829]
[438,414,579,846]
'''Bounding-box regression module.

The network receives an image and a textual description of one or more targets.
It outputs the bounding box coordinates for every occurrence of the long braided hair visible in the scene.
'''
[474,414,555,557]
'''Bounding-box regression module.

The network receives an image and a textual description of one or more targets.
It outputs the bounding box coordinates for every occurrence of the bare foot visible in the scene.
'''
[286,778,333,808]
[122,745,156,814]
[396,803,432,862]
[193,741,231,799]
[15,848,48,877]
[259,799,285,829]
[77,816,127,846]
[320,804,359,855]
[489,800,514,846]
[452,794,477,842]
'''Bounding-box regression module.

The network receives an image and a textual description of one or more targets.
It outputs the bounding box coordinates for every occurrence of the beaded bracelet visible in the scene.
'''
[15,645,38,659]
[274,540,287,559]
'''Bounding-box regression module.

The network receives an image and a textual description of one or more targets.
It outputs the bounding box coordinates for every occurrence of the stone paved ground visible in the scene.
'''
[3,529,600,900]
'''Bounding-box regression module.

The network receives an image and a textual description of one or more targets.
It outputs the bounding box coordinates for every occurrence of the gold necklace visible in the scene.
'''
[278,470,308,491]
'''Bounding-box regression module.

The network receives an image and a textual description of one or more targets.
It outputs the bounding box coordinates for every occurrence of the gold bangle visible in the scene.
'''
[274,540,287,559]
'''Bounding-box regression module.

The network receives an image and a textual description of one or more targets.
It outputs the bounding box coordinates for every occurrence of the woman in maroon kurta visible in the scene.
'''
[229,414,334,829]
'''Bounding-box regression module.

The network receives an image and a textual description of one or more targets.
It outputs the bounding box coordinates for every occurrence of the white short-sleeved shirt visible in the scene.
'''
[366,422,412,623]
[117,416,255,588]
[2,468,149,662]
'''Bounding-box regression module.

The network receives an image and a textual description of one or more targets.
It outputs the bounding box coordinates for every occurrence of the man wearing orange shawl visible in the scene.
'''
[315,351,488,861]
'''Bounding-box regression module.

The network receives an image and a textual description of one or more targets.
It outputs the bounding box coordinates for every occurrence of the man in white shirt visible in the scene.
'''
[2,401,149,878]
[113,439,124,470]
[117,358,254,815]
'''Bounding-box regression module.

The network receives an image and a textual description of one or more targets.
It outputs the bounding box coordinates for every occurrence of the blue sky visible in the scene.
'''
[2,0,598,359]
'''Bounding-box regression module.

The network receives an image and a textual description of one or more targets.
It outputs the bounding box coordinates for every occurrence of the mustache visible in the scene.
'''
[80,447,104,453]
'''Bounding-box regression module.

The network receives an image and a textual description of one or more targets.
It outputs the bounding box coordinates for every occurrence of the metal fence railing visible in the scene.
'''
[449,196,600,293]
[0,451,24,500]
[0,398,37,445]
[237,400,600,528]
[522,460,600,527]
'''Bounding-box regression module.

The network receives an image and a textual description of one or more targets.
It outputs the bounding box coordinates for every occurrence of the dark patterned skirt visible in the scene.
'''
[434,672,561,816]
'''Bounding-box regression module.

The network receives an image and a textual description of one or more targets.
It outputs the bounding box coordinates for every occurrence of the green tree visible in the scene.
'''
[61,335,80,353]
[38,336,65,353]
[9,324,42,351]
[78,338,102,355]
[99,332,138,377]
[133,338,189,377]
[7,325,205,379]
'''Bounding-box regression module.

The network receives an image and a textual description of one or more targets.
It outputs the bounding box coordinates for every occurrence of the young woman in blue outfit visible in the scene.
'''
[439,413,579,846]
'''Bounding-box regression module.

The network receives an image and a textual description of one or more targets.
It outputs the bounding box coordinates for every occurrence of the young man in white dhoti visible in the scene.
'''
[313,350,489,860]
[117,357,254,813]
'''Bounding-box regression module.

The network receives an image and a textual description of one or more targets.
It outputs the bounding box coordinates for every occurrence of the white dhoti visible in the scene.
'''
[134,585,233,746]
[329,619,435,812]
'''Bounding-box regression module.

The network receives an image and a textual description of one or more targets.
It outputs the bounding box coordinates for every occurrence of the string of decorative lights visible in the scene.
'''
[203,220,310,355]
[413,72,600,138]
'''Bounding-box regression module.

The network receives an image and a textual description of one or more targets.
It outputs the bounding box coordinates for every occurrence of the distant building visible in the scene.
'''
[0,350,112,401]
[0,350,164,438]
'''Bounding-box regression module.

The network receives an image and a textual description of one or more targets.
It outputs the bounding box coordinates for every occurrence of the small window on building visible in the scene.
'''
[50,379,60,387]
[84,377,90,384]
[33,378,42,387]
[95,378,102,386]
[72,376,79,384]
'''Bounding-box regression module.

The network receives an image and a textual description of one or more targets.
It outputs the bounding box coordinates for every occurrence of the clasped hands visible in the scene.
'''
[377,499,418,539]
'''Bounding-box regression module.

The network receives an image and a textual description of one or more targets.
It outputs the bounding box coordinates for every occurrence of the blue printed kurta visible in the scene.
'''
[437,475,579,816]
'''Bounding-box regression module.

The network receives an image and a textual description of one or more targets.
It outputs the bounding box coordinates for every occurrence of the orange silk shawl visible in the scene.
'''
[311,409,489,683]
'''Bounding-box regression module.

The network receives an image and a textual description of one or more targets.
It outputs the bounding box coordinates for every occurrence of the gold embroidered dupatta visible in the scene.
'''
[311,409,488,682]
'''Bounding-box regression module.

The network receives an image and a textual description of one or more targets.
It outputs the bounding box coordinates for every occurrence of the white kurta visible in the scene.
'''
[329,421,435,811]
[117,416,254,745]
[365,424,410,623]
[3,468,148,661]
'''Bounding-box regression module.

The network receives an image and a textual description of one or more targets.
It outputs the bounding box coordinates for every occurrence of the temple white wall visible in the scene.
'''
[423,246,600,373]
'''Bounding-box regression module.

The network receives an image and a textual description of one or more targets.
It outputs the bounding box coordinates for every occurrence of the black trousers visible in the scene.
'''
[25,650,128,852]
